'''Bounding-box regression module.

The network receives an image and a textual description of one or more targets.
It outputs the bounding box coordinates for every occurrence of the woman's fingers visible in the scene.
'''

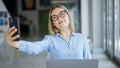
[6,27,20,48]
[6,27,18,42]
[7,27,18,37]
[7,26,15,34]
[11,35,19,41]
[9,29,17,37]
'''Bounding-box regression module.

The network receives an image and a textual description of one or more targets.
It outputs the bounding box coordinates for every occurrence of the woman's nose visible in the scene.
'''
[57,16,63,21]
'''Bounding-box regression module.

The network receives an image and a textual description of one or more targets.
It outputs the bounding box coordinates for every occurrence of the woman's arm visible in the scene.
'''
[6,27,51,55]
[18,36,51,55]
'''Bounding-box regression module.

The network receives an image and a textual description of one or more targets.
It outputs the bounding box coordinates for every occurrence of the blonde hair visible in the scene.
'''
[48,5,75,35]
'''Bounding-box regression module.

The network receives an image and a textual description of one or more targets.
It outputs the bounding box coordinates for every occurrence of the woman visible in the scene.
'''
[6,5,92,60]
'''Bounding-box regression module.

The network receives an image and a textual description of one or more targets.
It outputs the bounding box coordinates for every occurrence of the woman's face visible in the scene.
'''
[50,8,70,30]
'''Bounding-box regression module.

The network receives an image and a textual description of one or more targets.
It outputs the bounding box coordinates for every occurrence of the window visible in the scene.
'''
[114,0,120,59]
[106,0,114,57]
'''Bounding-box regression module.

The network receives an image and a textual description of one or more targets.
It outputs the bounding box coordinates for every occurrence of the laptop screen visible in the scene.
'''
[47,59,98,68]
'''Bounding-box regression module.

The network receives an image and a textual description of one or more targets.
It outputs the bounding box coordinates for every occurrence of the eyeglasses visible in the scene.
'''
[50,10,67,21]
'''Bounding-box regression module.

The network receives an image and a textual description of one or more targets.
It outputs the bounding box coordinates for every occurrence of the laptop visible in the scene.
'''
[46,59,98,68]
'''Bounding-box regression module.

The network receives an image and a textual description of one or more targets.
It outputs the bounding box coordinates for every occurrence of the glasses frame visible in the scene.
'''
[50,10,67,21]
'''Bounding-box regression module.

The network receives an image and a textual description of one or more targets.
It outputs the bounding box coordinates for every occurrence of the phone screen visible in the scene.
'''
[9,17,20,41]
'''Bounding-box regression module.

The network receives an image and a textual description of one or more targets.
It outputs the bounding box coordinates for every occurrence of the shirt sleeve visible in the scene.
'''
[18,35,51,55]
[82,35,92,59]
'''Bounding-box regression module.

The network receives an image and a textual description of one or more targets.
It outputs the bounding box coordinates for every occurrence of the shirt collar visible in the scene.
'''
[71,32,75,36]
[55,32,75,37]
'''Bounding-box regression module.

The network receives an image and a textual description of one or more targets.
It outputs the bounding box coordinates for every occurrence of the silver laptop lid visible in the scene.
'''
[47,59,98,68]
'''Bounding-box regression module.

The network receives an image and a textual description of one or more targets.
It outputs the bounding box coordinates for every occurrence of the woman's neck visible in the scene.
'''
[60,27,71,42]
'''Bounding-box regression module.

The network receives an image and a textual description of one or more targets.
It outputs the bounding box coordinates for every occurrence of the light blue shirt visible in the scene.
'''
[18,32,92,60]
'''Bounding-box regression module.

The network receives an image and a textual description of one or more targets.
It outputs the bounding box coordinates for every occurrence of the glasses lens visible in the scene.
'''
[51,15,58,21]
[59,11,66,18]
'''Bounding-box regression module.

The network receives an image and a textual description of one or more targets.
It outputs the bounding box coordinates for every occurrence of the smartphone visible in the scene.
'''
[9,17,20,41]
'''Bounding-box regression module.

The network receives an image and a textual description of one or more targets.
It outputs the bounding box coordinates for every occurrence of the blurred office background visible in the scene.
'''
[0,0,120,68]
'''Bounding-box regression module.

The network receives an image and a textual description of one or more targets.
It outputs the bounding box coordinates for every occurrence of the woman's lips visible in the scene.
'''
[58,21,64,24]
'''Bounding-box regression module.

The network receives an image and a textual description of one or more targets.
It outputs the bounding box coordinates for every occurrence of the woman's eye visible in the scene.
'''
[53,17,56,19]
[60,12,65,17]
[60,13,64,16]
[52,16,57,20]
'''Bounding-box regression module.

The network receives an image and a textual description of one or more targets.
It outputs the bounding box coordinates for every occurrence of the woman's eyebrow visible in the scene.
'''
[51,10,65,16]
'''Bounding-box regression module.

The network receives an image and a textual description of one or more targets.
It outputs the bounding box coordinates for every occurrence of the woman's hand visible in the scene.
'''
[6,26,20,48]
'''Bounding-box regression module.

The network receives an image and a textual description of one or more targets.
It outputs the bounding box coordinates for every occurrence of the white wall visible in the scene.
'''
[81,0,103,50]
[81,0,89,37]
[92,0,103,48]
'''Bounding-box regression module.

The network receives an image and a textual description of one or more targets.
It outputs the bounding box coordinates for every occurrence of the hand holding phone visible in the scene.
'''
[9,17,20,41]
